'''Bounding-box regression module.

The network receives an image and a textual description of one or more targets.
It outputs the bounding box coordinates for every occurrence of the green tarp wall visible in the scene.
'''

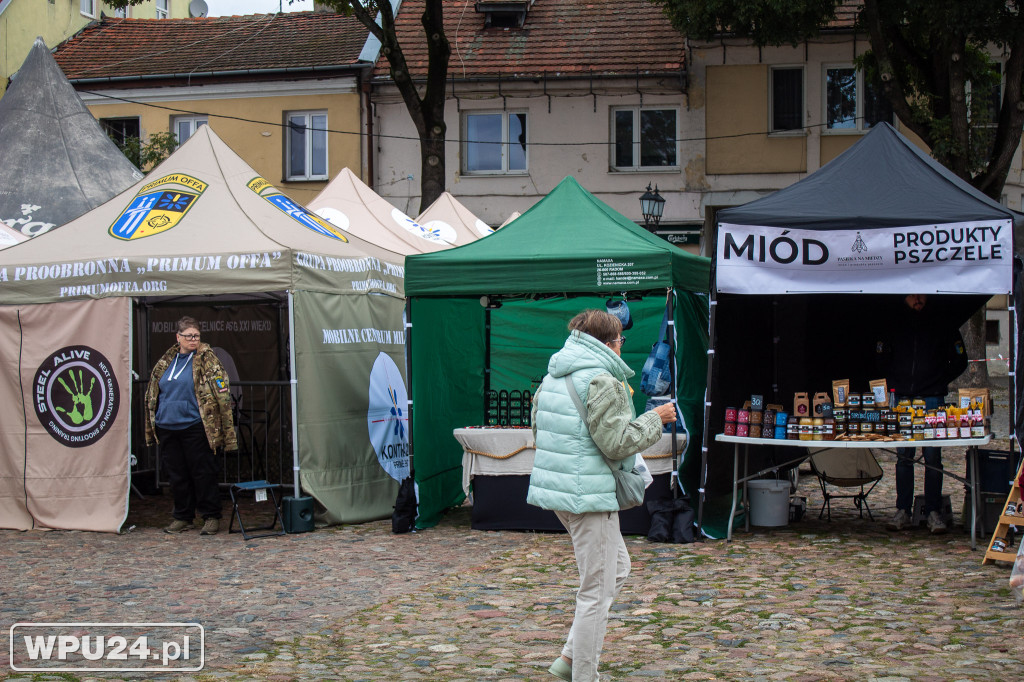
[293,290,409,523]
[405,177,711,528]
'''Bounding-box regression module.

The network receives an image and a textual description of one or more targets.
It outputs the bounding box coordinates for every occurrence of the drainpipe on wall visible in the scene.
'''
[362,75,375,190]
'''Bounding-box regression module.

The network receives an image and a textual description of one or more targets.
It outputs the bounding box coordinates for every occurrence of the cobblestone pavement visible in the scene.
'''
[2,387,1022,680]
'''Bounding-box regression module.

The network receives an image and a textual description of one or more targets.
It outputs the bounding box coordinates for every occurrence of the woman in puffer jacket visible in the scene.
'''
[528,309,676,682]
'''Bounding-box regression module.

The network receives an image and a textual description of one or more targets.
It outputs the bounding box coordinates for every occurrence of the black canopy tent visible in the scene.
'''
[700,122,1022,537]
[0,38,143,239]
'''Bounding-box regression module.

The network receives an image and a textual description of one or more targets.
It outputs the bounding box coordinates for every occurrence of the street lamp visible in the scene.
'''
[639,183,665,231]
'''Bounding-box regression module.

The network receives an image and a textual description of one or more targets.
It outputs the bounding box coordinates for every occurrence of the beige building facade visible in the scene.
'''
[0,0,189,98]
[77,80,364,205]
[50,12,374,205]
[691,34,1024,254]
[373,6,1023,259]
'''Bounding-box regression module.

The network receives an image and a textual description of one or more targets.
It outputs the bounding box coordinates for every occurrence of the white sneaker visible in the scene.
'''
[887,509,911,531]
[927,510,948,535]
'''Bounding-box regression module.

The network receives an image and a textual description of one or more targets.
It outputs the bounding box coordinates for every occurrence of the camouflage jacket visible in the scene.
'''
[144,342,237,452]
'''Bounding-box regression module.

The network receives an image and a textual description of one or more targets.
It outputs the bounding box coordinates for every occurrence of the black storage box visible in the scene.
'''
[963,490,1011,536]
[470,473,672,535]
[972,449,1018,495]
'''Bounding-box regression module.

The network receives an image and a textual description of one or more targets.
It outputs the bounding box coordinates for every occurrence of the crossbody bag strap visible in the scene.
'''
[563,374,620,472]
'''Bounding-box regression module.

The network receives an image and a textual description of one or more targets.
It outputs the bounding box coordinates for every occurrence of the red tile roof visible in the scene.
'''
[375,0,686,82]
[53,12,370,81]
[826,0,861,30]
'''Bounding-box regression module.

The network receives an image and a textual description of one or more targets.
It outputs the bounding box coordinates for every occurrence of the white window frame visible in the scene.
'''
[111,4,128,18]
[822,63,894,133]
[461,110,529,175]
[609,106,680,172]
[172,116,208,148]
[156,0,169,19]
[80,0,96,18]
[285,111,329,181]
[769,65,805,135]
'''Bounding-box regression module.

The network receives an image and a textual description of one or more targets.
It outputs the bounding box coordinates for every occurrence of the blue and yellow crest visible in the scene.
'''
[247,176,348,242]
[109,174,207,241]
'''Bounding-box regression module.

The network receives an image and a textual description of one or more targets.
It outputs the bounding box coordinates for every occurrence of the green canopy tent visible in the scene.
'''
[405,176,711,529]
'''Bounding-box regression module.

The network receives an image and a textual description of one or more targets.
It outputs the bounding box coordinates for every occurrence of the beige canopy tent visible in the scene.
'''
[499,211,521,228]
[0,126,410,532]
[308,168,449,254]
[415,191,493,245]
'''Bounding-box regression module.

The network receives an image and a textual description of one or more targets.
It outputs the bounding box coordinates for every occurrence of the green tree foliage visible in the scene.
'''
[658,0,1024,202]
[114,131,178,173]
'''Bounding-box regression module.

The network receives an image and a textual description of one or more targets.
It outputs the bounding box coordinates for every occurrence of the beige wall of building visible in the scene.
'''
[705,65,806,175]
[0,0,189,98]
[689,34,1024,257]
[79,82,364,205]
[371,78,694,230]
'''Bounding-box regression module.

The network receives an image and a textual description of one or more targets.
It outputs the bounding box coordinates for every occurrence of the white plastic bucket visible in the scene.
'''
[748,479,790,527]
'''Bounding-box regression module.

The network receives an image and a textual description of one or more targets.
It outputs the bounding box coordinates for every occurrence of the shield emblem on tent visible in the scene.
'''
[248,176,349,242]
[109,173,206,241]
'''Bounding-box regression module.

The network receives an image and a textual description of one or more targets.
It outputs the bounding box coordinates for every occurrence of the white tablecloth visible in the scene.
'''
[454,427,687,495]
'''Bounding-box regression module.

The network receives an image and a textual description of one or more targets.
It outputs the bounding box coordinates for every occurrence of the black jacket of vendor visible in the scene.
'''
[874,297,969,399]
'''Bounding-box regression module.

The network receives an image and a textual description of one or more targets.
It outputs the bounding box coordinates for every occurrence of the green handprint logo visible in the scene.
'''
[55,369,96,425]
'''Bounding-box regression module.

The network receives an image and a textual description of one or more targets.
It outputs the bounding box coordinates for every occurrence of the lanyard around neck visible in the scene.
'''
[168,352,194,381]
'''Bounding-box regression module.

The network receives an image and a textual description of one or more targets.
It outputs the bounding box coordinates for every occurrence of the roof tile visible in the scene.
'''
[53,12,369,81]
[375,0,685,81]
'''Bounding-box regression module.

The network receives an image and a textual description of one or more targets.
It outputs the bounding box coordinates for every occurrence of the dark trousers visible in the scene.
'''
[896,446,943,514]
[158,423,221,521]
[895,395,943,514]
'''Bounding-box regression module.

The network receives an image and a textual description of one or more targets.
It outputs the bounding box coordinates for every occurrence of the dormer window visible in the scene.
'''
[475,0,532,28]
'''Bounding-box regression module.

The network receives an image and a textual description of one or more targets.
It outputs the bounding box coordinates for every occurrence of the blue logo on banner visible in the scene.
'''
[265,194,348,241]
[246,175,348,242]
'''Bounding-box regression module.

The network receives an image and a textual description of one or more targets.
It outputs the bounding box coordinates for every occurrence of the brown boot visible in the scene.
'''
[164,519,193,534]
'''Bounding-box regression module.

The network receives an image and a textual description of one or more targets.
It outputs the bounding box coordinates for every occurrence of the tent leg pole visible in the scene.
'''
[697,272,719,538]
[287,291,300,497]
[667,289,679,499]
[406,299,414,479]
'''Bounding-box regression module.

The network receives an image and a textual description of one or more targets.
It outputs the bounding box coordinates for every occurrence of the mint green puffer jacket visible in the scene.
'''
[526,330,663,514]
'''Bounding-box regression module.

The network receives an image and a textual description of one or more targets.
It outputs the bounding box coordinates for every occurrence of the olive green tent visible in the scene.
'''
[405,176,711,528]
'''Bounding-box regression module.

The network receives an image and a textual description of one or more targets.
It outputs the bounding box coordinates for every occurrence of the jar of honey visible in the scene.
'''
[799,417,813,441]
[822,417,835,440]
[912,415,925,441]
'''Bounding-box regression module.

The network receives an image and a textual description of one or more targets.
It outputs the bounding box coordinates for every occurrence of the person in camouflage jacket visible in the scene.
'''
[145,316,236,535]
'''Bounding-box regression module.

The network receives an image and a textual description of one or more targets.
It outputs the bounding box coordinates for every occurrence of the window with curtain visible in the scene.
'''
[286,111,328,181]
[173,116,208,147]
